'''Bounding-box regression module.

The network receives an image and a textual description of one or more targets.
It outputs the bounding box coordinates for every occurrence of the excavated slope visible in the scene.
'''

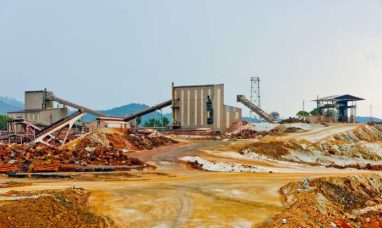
[263,174,382,227]
[242,124,382,169]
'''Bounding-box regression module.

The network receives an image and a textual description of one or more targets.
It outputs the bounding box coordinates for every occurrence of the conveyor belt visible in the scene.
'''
[46,95,106,117]
[124,100,172,122]
[33,110,85,145]
[237,95,276,123]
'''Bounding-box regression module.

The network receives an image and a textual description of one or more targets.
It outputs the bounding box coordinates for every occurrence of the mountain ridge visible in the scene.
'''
[0,96,23,114]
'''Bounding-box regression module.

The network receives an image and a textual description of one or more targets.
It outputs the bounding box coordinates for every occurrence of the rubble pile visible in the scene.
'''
[264,174,382,227]
[0,143,145,171]
[224,123,304,139]
[0,128,176,172]
[67,128,176,152]
[225,120,250,133]
[0,188,109,227]
[280,117,308,124]
[269,125,304,134]
[241,141,293,159]
[127,129,177,150]
[225,129,268,139]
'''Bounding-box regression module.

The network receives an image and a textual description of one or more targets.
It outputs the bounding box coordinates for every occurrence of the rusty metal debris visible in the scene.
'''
[0,128,176,173]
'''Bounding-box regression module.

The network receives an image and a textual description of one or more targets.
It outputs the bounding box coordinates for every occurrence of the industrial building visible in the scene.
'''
[7,90,68,126]
[311,94,364,123]
[5,89,108,145]
[86,117,130,132]
[171,83,241,133]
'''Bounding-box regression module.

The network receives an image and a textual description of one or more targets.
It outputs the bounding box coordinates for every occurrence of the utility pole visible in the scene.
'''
[303,100,305,112]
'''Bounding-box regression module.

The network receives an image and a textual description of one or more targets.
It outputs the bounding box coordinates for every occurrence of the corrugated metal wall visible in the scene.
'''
[173,84,240,133]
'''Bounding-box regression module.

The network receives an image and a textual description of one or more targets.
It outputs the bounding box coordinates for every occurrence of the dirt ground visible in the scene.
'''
[1,124,381,227]
[0,188,109,228]
[0,168,354,227]
[0,141,371,227]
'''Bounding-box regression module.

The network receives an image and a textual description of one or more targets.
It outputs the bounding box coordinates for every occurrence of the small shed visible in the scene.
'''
[313,94,364,123]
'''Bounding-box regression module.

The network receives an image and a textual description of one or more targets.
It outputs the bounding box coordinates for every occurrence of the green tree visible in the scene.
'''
[0,115,9,130]
[310,108,320,116]
[162,117,170,126]
[143,118,162,127]
[136,116,142,126]
[296,111,310,118]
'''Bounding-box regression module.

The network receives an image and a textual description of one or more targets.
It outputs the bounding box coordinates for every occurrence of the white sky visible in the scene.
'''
[0,0,381,117]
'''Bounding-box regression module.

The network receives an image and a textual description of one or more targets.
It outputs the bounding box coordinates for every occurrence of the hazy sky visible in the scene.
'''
[1,0,381,117]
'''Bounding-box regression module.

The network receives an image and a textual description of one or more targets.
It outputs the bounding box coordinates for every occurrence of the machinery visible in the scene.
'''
[4,89,107,146]
[237,95,276,123]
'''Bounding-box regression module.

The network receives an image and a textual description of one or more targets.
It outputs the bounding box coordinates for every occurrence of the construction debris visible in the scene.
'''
[280,117,308,124]
[0,128,176,173]
[66,128,176,151]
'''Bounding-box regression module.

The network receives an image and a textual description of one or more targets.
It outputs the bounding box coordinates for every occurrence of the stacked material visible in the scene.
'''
[0,143,144,172]
[65,128,176,151]
[0,128,176,172]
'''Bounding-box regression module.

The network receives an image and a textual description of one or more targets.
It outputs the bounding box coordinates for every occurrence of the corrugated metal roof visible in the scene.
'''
[173,84,223,89]
[313,94,364,102]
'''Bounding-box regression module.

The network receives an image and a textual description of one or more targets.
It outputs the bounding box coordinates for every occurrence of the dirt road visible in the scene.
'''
[282,123,360,142]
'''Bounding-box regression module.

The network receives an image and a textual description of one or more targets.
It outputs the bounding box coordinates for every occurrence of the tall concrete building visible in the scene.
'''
[172,83,241,133]
[8,90,68,126]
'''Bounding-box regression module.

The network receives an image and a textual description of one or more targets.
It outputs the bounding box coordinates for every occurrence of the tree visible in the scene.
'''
[296,111,310,118]
[310,108,320,116]
[270,112,280,120]
[162,117,170,126]
[143,117,170,128]
[143,118,162,127]
[136,116,142,126]
[0,115,9,130]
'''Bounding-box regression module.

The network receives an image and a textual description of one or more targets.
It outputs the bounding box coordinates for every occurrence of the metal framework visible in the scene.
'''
[313,94,364,123]
[33,110,85,146]
[237,95,276,123]
[250,77,261,118]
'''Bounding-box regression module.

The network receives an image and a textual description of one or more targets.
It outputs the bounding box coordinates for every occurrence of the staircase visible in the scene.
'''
[237,95,277,123]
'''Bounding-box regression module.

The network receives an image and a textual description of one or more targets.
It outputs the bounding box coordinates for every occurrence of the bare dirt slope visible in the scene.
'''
[181,124,382,173]
[264,174,382,228]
